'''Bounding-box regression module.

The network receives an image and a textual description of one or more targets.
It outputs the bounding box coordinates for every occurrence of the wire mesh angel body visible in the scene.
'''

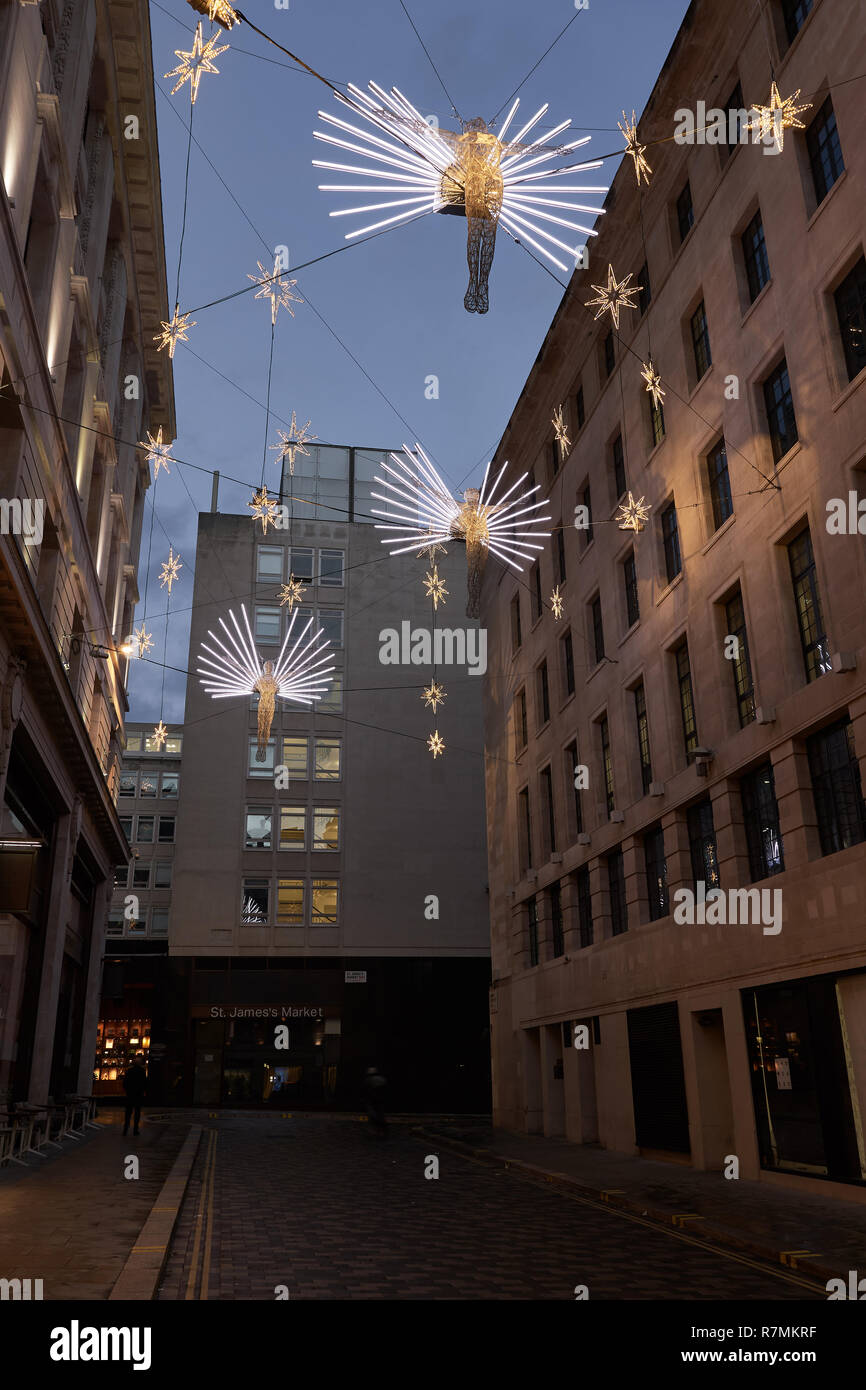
[439,119,504,314]
[253,661,280,761]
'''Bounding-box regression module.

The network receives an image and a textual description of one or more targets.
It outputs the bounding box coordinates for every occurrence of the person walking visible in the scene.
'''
[122,1055,147,1137]
[363,1064,388,1138]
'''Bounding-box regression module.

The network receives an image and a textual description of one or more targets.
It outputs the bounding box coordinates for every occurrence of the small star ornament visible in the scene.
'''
[423,567,448,610]
[139,426,173,477]
[748,82,811,153]
[270,412,317,475]
[618,110,652,185]
[616,491,651,533]
[422,681,446,712]
[133,623,154,657]
[159,546,183,593]
[155,307,195,358]
[416,531,448,562]
[248,257,303,325]
[152,720,169,751]
[278,575,307,611]
[641,360,665,408]
[185,1,239,28]
[248,485,280,534]
[165,21,229,104]
[427,730,445,759]
[585,264,640,330]
[550,585,565,620]
[552,405,571,459]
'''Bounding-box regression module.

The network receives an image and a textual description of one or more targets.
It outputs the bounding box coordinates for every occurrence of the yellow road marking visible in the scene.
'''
[185,1129,217,1300]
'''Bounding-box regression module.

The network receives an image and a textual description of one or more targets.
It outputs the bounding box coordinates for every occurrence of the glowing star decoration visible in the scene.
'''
[132,624,154,658]
[616,491,651,533]
[552,405,570,460]
[152,720,169,751]
[641,359,665,408]
[197,604,334,759]
[427,730,445,759]
[138,427,173,477]
[747,82,811,153]
[155,307,195,358]
[550,585,565,620]
[314,85,608,313]
[270,413,317,475]
[278,576,307,611]
[159,547,183,594]
[423,567,448,610]
[618,110,652,186]
[165,22,228,105]
[248,485,280,535]
[585,264,640,330]
[248,258,304,325]
[416,530,448,562]
[422,680,446,712]
[372,443,551,618]
[185,0,239,28]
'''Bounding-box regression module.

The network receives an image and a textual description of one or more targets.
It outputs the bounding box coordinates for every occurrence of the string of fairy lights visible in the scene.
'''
[71,0,838,756]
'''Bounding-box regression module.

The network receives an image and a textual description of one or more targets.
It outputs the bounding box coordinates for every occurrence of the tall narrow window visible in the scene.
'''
[634,682,652,793]
[528,896,539,967]
[555,524,567,585]
[519,787,533,873]
[537,660,550,727]
[603,330,615,377]
[807,720,866,856]
[623,550,639,629]
[675,641,699,757]
[531,561,543,621]
[707,439,733,530]
[644,825,669,920]
[806,97,844,205]
[787,528,830,682]
[607,849,627,935]
[763,359,798,462]
[740,762,785,880]
[576,384,585,428]
[612,434,626,499]
[637,259,651,315]
[724,589,756,726]
[834,257,866,384]
[591,595,605,665]
[649,393,665,447]
[581,484,594,546]
[690,300,712,380]
[661,502,681,583]
[676,181,694,242]
[565,739,584,838]
[782,0,812,45]
[550,882,564,957]
[687,799,720,891]
[721,80,746,161]
[515,688,528,751]
[742,210,770,301]
[561,629,575,698]
[511,592,522,652]
[540,765,556,857]
[600,715,615,814]
[576,867,593,947]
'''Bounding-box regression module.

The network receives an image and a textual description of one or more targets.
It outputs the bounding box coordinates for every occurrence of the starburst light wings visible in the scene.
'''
[197,604,334,707]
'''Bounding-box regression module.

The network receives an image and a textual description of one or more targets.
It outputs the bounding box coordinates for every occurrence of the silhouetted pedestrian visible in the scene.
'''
[363,1064,388,1137]
[122,1056,147,1136]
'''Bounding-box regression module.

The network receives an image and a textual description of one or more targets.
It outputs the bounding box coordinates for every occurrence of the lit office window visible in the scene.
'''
[313,807,340,851]
[311,878,339,924]
[279,807,306,850]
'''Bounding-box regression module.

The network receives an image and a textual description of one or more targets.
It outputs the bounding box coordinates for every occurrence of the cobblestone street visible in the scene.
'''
[157,1116,824,1301]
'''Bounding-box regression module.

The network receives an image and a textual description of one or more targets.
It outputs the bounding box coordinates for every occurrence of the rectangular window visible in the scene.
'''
[531,562,543,622]
[637,259,651,315]
[603,330,615,377]
[119,773,136,798]
[245,807,272,850]
[279,806,306,850]
[319,672,343,712]
[661,502,681,583]
[782,0,812,45]
[132,865,150,890]
[540,765,556,857]
[576,867,593,948]
[555,525,566,585]
[518,787,533,873]
[634,682,652,793]
[550,882,564,958]
[313,806,340,851]
[511,593,522,652]
[707,439,733,531]
[591,595,605,665]
[537,660,550,727]
[277,878,305,925]
[687,799,720,891]
[742,210,770,301]
[600,715,615,814]
[725,589,756,726]
[249,737,276,777]
[139,772,157,798]
[608,850,627,935]
[581,484,594,546]
[565,739,583,837]
[119,816,132,839]
[257,545,282,582]
[255,606,281,642]
[763,359,798,462]
[288,547,314,582]
[788,527,830,682]
[644,825,669,920]
[676,181,694,242]
[807,720,866,856]
[612,434,626,500]
[834,257,866,384]
[676,642,699,757]
[623,551,639,629]
[157,816,175,844]
[113,864,127,889]
[576,384,585,429]
[106,913,125,938]
[528,896,539,967]
[314,737,342,780]
[515,688,528,751]
[690,300,712,380]
[311,878,339,925]
[807,97,844,205]
[721,81,746,161]
[561,629,575,697]
[242,879,269,924]
[135,817,154,843]
[319,549,344,586]
[740,762,785,880]
[125,734,142,752]
[318,609,343,649]
[154,861,173,888]
[650,395,665,447]
[281,736,309,780]
[160,772,179,798]
[150,909,169,937]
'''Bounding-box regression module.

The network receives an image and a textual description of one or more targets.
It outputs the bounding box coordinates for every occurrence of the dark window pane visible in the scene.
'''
[515,688,528,750]
[676,181,694,242]
[725,589,756,726]
[662,502,681,583]
[741,762,785,880]
[612,434,626,499]
[604,330,615,376]
[782,0,812,45]
[676,643,699,756]
[511,593,522,651]
[541,765,556,856]
[624,551,639,629]
[556,525,567,585]
[806,97,844,205]
[582,485,594,545]
[528,896,539,967]
[591,596,605,665]
[538,660,550,726]
[707,439,733,531]
[600,716,615,814]
[519,788,533,872]
[721,81,746,162]
[687,799,720,891]
[637,260,651,315]
[650,395,665,447]
[742,210,770,301]
[834,257,866,383]
[551,883,564,957]
[807,720,866,856]
[608,850,627,935]
[644,824,669,920]
[565,739,584,838]
[691,300,712,379]
[562,630,575,696]
[576,385,585,428]
[787,528,830,682]
[576,867,593,948]
[763,359,798,462]
[634,682,652,793]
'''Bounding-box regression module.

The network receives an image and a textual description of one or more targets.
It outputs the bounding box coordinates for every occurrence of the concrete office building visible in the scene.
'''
[481,0,866,1196]
[0,1,173,1103]
[167,444,491,1111]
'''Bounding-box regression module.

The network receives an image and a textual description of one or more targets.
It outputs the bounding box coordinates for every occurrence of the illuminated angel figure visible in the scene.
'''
[314,84,607,313]
[197,604,334,759]
[372,443,551,618]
